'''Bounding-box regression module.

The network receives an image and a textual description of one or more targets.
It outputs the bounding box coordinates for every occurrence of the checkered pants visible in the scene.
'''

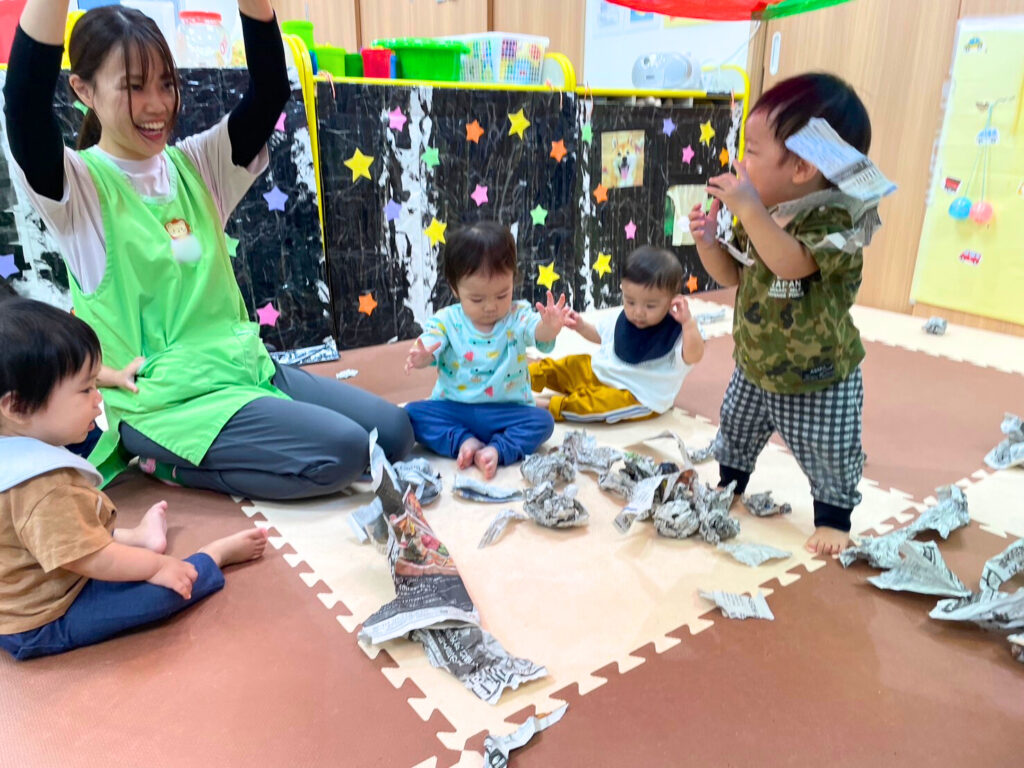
[714,366,864,510]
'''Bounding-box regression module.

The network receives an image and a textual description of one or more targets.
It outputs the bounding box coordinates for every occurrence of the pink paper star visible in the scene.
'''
[624,220,637,240]
[682,145,695,164]
[471,184,489,207]
[274,113,286,132]
[388,106,407,132]
[256,302,280,327]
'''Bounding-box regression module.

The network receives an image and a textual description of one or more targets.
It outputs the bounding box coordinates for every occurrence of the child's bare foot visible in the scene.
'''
[114,500,168,553]
[457,437,484,470]
[199,528,269,568]
[474,445,500,480]
[805,527,851,556]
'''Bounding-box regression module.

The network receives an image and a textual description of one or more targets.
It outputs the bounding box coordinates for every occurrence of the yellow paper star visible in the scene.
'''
[424,217,447,246]
[537,261,560,290]
[699,121,716,146]
[465,119,485,143]
[593,252,612,278]
[358,292,377,316]
[344,148,374,181]
[508,108,531,139]
[593,184,608,204]
[719,147,730,166]
[550,139,568,162]
[686,275,699,293]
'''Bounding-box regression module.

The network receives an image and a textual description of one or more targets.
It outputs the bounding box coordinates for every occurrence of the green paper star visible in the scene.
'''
[530,205,549,226]
[581,123,593,143]
[421,146,440,169]
[225,234,240,258]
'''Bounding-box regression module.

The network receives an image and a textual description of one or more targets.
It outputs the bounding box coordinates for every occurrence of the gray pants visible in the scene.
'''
[120,363,414,500]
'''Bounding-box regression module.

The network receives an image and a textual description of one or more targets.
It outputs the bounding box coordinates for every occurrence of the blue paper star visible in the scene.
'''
[384,199,402,222]
[0,254,19,280]
[263,185,288,212]
[663,117,677,136]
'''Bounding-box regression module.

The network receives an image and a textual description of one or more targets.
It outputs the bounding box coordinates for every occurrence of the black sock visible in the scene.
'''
[718,464,750,494]
[813,500,852,532]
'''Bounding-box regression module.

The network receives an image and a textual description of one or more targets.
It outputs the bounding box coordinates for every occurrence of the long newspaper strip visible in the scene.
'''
[983,413,1024,471]
[560,430,623,474]
[521,482,590,528]
[348,497,387,546]
[717,542,792,568]
[453,475,525,503]
[700,590,775,620]
[478,509,532,548]
[688,439,716,464]
[1009,634,1024,664]
[521,452,576,486]
[641,430,696,475]
[483,704,569,767]
[840,485,970,569]
[785,117,897,201]
[867,541,971,598]
[929,539,1024,631]
[742,491,792,518]
[613,473,679,534]
[411,626,547,706]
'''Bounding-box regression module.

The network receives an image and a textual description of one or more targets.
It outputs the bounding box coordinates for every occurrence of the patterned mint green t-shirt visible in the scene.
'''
[730,189,881,395]
[420,300,555,405]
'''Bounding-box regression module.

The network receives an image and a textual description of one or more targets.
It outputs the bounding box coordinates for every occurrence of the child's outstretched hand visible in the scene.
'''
[98,357,146,393]
[669,295,692,325]
[405,338,441,374]
[689,198,722,249]
[706,160,761,219]
[535,291,569,336]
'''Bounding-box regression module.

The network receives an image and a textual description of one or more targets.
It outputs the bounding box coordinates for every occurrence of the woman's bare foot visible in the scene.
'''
[474,445,500,480]
[199,528,270,568]
[805,527,851,556]
[457,437,484,470]
[113,501,168,553]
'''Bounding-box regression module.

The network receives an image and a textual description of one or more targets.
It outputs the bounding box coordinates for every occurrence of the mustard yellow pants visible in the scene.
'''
[529,355,657,423]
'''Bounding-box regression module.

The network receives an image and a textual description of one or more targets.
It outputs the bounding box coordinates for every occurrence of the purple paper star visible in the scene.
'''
[256,302,280,327]
[624,220,637,240]
[384,199,402,221]
[663,117,676,136]
[470,184,489,207]
[682,145,695,164]
[274,112,286,132]
[0,254,18,280]
[388,106,407,132]
[263,185,288,212]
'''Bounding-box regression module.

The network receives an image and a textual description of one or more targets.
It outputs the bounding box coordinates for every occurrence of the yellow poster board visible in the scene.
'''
[910,17,1024,325]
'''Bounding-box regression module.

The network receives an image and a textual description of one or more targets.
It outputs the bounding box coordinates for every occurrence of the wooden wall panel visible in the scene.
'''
[959,0,1024,15]
[492,0,586,79]
[273,0,359,51]
[357,0,488,45]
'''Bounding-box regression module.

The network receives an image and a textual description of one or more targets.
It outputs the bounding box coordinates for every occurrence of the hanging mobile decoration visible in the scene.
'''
[948,97,1012,225]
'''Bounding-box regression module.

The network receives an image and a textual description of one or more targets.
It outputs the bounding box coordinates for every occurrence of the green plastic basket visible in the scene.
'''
[371,38,469,82]
[281,20,314,50]
[314,45,346,77]
[344,53,364,77]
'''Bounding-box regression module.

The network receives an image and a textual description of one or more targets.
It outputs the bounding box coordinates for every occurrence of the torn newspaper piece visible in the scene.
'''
[984,413,1024,471]
[392,458,442,505]
[478,509,531,548]
[742,491,792,518]
[688,439,716,464]
[334,368,359,380]
[785,117,897,201]
[522,482,590,528]
[641,430,696,474]
[653,500,701,539]
[929,538,1024,631]
[1009,634,1024,664]
[867,541,970,598]
[348,498,388,546]
[560,430,622,474]
[521,452,576,486]
[693,481,740,544]
[922,317,947,335]
[453,475,524,503]
[613,473,679,534]
[717,542,792,568]
[484,705,569,768]
[700,590,775,620]
[411,626,547,706]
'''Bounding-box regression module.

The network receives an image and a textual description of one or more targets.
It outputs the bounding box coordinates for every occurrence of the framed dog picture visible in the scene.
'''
[601,129,646,189]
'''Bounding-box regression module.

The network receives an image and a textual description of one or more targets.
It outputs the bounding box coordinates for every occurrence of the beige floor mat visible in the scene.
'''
[242,408,920,764]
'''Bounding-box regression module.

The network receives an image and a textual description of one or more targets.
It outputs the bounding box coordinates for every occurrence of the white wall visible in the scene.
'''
[582,0,753,90]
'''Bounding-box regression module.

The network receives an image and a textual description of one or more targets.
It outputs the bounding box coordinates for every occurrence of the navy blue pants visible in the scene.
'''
[404,400,554,466]
[0,554,223,661]
[66,423,103,459]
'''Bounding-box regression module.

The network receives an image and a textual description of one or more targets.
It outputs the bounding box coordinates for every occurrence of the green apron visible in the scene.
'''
[71,146,289,485]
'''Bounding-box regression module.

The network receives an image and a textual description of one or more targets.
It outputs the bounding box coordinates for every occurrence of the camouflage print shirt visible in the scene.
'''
[730,189,882,395]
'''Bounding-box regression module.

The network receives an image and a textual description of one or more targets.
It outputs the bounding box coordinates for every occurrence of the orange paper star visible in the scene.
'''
[550,139,567,162]
[593,184,608,204]
[719,147,730,166]
[358,293,378,316]
[465,119,484,143]
[686,275,699,293]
